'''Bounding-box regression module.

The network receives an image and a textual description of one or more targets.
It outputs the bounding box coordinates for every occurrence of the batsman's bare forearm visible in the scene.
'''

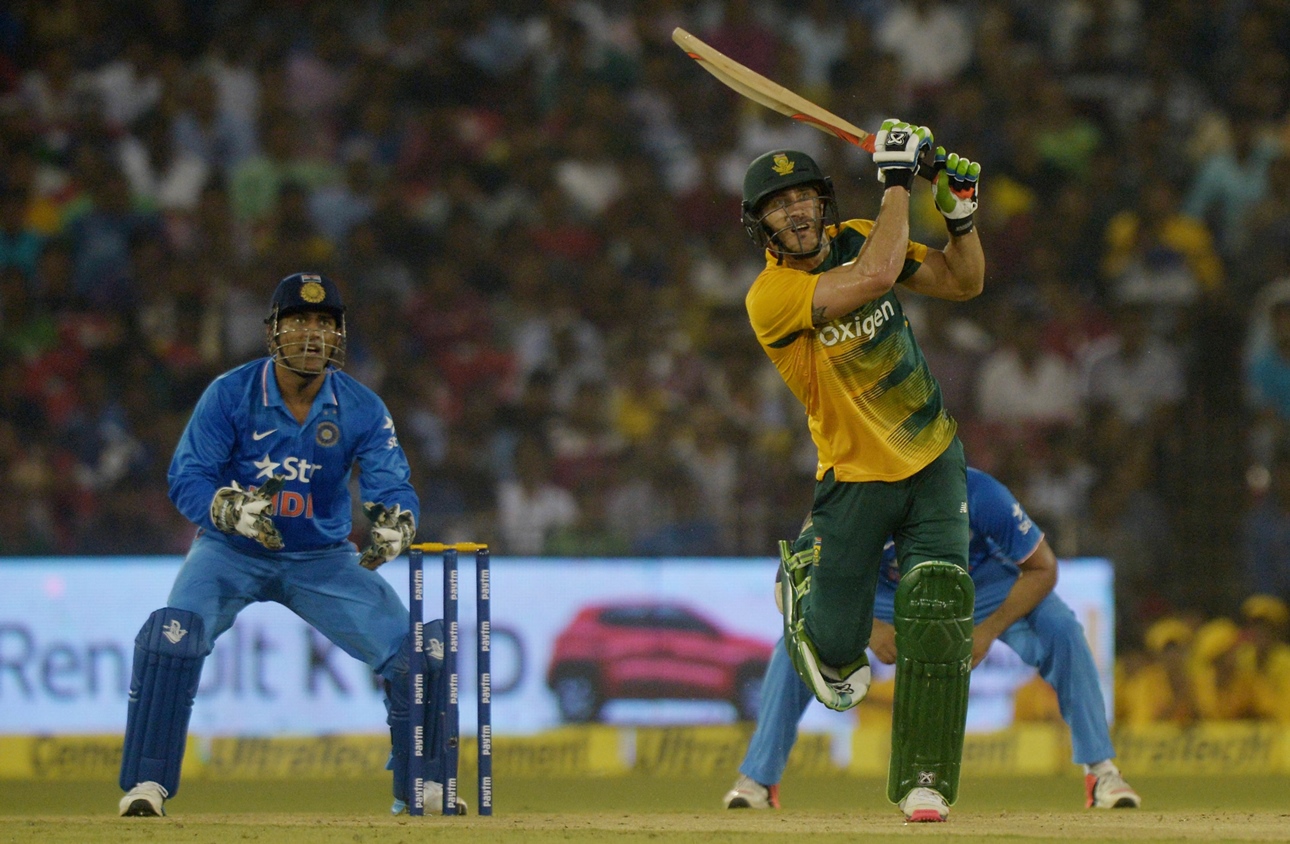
[939,229,985,301]
[811,187,911,323]
[975,539,1058,643]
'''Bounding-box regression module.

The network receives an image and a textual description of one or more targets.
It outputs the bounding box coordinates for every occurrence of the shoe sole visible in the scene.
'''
[1109,797,1139,809]
[726,798,753,809]
[907,809,947,822]
[120,800,161,817]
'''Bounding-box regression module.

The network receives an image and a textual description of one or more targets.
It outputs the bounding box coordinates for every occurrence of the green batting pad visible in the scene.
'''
[887,561,974,805]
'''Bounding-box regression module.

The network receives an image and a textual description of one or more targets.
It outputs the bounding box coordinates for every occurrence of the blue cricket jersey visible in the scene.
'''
[879,467,1043,591]
[168,358,419,552]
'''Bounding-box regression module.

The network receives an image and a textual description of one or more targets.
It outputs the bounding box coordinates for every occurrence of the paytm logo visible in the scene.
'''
[818,300,896,347]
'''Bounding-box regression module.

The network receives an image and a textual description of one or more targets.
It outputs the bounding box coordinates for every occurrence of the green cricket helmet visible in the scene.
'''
[741,150,837,258]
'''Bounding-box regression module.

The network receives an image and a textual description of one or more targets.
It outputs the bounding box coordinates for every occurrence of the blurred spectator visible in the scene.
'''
[117,108,211,213]
[631,470,722,557]
[308,146,378,245]
[874,0,973,97]
[0,186,43,278]
[1183,110,1282,260]
[170,69,256,175]
[1023,425,1096,558]
[1236,594,1290,724]
[1240,445,1290,603]
[1080,300,1185,464]
[546,479,632,557]
[1188,617,1260,720]
[1117,616,1196,726]
[90,34,165,131]
[549,379,627,490]
[253,181,334,272]
[65,164,159,311]
[1101,178,1223,336]
[699,0,778,80]
[974,297,1082,434]
[1236,154,1290,296]
[496,434,577,555]
[229,109,339,223]
[1245,292,1290,466]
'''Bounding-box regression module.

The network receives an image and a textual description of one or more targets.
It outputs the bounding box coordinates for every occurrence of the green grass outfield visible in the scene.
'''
[2,774,1289,844]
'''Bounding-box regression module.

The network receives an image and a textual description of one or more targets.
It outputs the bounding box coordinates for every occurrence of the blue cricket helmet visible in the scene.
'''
[268,272,346,320]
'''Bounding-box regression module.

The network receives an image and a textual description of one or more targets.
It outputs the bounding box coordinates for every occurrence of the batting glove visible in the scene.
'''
[359,502,416,570]
[872,119,933,190]
[932,146,980,236]
[210,476,285,550]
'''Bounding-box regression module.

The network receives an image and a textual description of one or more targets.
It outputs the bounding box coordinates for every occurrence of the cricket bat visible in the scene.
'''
[675,27,877,153]
[671,27,877,153]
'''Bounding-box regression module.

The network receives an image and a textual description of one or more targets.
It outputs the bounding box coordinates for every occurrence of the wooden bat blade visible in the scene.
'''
[671,27,876,153]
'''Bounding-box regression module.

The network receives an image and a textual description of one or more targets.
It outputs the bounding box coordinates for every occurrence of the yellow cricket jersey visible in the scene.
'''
[745,219,956,482]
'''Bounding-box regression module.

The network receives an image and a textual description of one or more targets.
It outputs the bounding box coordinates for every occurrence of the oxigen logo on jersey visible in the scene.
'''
[818,300,896,347]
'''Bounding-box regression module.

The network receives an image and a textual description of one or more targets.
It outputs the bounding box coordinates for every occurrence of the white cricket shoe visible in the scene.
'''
[722,774,780,809]
[899,787,949,822]
[1086,769,1141,808]
[119,781,167,817]
[390,781,469,815]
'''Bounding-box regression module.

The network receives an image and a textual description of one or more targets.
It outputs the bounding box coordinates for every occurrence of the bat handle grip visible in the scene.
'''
[915,146,938,183]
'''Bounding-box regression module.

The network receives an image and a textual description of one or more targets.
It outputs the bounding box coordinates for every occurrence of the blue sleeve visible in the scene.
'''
[355,398,420,523]
[969,470,1043,564]
[167,377,238,530]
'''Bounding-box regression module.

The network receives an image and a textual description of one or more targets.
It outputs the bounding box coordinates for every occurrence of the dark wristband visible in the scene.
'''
[882,168,915,191]
[946,214,975,236]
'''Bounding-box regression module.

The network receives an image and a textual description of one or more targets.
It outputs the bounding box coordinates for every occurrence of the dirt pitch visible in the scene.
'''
[7,810,1290,844]
[2,776,1288,844]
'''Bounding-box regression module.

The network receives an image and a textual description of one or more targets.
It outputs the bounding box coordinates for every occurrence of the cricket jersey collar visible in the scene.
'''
[258,358,339,424]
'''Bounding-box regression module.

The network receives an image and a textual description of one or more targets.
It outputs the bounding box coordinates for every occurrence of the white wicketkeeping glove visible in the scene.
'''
[359,502,416,570]
[932,146,981,236]
[872,119,933,190]
[210,477,285,550]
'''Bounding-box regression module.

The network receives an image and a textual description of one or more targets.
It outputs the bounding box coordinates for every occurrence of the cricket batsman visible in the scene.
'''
[738,123,984,820]
[724,468,1141,812]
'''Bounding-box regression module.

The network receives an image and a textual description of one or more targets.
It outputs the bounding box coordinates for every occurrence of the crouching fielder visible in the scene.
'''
[118,273,455,817]
[724,468,1141,813]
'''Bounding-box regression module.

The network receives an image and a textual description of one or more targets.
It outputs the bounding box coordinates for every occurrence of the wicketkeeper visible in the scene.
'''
[117,273,460,817]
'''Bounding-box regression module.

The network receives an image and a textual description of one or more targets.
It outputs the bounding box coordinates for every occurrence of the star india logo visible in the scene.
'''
[162,620,188,644]
[428,638,444,660]
[917,770,937,785]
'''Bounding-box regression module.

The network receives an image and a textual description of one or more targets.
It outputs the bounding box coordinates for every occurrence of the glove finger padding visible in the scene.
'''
[359,502,415,570]
[932,146,980,236]
[210,476,285,550]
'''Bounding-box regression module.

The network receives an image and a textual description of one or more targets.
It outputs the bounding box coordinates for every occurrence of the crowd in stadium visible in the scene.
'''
[2,0,1290,682]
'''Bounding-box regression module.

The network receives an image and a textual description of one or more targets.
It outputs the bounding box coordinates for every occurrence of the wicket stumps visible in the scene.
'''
[407,542,492,817]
